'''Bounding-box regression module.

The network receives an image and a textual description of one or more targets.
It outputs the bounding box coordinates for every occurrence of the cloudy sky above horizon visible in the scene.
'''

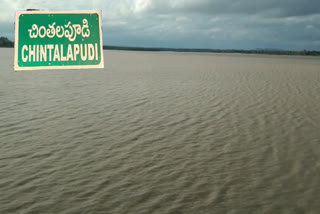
[0,0,319,50]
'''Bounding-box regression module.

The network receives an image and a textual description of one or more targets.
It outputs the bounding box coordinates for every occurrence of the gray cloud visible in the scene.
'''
[0,0,319,50]
[134,0,320,17]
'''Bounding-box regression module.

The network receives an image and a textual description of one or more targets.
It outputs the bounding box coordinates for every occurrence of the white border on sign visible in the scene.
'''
[14,10,104,71]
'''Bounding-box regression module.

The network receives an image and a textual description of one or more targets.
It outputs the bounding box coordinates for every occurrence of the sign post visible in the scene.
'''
[14,10,104,71]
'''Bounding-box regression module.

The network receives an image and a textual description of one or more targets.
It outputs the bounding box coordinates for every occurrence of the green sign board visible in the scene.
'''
[14,10,104,71]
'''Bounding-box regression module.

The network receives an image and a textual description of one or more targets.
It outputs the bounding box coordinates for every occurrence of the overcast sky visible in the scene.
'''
[1,0,319,50]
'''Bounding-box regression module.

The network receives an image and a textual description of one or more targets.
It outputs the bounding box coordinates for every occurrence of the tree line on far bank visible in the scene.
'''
[103,45,320,56]
[1,36,319,56]
[0,37,14,47]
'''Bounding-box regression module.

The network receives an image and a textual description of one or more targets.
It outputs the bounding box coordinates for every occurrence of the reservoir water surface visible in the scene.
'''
[1,48,320,213]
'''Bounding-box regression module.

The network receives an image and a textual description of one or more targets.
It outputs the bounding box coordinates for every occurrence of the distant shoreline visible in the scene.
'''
[102,46,320,56]
[1,45,319,57]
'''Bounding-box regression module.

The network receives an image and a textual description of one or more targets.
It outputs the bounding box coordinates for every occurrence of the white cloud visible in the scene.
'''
[133,0,151,13]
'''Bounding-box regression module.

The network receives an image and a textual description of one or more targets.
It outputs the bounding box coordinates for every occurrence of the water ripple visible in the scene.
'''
[1,49,320,213]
